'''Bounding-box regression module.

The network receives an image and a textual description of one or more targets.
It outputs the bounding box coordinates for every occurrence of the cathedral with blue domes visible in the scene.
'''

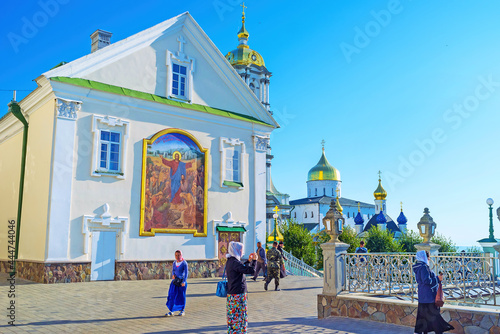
[289,144,408,239]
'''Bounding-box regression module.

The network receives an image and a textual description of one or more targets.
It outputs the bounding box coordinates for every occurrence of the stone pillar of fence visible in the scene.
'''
[415,208,440,256]
[321,241,349,295]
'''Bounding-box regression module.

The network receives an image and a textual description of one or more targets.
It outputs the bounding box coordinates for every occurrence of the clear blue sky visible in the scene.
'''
[2,0,500,246]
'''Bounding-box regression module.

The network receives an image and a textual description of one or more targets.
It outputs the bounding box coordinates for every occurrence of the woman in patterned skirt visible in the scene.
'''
[225,241,255,333]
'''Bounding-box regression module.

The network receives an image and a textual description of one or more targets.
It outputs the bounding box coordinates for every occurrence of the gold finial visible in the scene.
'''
[400,201,403,212]
[378,170,382,181]
[273,205,279,215]
[240,2,247,19]
[321,139,325,152]
[335,195,343,214]
[357,201,360,212]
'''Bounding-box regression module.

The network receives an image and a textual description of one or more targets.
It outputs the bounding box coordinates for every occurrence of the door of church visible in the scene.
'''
[90,231,116,281]
[217,231,240,275]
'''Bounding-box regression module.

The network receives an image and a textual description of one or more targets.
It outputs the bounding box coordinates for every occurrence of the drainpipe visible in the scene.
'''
[8,93,28,276]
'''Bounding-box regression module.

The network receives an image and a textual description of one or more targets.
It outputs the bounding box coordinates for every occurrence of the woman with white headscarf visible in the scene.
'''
[225,241,256,333]
[413,250,454,334]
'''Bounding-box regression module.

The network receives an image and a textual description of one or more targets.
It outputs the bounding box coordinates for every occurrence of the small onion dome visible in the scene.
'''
[354,212,364,225]
[308,149,340,181]
[376,211,387,225]
[335,197,343,214]
[373,178,387,200]
[267,226,284,242]
[397,211,408,225]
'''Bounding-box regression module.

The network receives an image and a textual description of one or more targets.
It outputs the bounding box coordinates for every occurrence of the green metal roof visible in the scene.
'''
[49,77,273,127]
[216,226,246,232]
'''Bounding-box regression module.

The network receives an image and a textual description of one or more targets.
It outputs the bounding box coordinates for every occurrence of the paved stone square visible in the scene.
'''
[0,274,411,333]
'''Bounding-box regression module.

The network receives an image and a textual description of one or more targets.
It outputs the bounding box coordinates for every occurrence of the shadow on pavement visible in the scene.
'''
[0,315,167,328]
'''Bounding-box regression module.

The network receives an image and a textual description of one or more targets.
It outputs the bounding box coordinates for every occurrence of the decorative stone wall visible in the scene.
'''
[318,293,500,334]
[115,260,221,281]
[15,261,92,283]
[4,259,221,283]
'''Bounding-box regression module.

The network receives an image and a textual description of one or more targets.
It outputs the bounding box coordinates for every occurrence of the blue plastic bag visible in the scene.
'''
[216,266,227,298]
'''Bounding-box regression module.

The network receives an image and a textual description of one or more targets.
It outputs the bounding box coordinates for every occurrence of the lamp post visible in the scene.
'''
[480,198,498,255]
[273,206,279,242]
[322,199,344,242]
[487,198,494,240]
[415,208,440,256]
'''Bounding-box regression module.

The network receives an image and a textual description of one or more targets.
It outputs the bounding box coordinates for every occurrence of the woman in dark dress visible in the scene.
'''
[413,250,454,334]
[225,241,255,333]
[277,241,287,278]
[165,250,188,317]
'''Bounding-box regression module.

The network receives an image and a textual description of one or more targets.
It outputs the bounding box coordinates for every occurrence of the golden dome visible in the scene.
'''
[226,48,265,67]
[225,4,266,67]
[373,175,387,200]
[267,226,284,242]
[307,149,340,182]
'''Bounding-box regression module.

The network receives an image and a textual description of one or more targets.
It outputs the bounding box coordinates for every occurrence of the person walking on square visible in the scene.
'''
[277,241,287,278]
[413,250,454,334]
[251,242,267,281]
[225,241,255,333]
[264,241,283,291]
[166,250,188,317]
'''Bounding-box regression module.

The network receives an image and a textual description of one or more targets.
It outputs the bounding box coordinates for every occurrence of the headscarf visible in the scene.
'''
[226,241,244,261]
[416,250,428,265]
[175,250,184,263]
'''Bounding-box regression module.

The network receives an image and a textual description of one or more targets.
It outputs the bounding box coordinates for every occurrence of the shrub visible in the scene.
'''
[365,226,402,253]
[431,233,457,253]
[280,219,317,267]
[398,230,423,252]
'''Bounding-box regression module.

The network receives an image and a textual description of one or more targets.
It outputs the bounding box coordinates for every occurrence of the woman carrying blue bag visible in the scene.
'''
[225,241,255,333]
[165,250,188,317]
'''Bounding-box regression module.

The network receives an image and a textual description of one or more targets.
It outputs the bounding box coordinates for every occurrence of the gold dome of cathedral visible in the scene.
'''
[307,148,341,182]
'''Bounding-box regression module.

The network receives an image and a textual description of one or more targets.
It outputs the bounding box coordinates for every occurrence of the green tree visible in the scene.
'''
[313,230,330,270]
[431,233,457,253]
[338,225,362,253]
[365,226,403,253]
[398,230,423,252]
[280,219,317,267]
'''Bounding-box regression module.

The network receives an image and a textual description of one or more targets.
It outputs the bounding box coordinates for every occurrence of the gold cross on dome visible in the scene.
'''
[321,139,325,151]
[240,2,247,15]
[378,170,382,180]
[273,206,279,215]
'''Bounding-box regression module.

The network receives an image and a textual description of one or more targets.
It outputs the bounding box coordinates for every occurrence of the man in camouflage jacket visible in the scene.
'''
[264,241,284,291]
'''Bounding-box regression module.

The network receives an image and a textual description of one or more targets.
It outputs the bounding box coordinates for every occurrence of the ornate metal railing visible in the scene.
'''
[342,252,499,305]
[283,250,324,278]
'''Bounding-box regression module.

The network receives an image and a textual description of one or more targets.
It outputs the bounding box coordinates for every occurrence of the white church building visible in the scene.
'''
[0,12,278,283]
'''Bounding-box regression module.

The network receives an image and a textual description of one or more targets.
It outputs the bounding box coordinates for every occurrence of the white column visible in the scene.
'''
[253,135,269,245]
[321,242,349,295]
[46,98,82,261]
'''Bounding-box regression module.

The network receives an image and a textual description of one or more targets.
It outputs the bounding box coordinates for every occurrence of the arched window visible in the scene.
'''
[294,212,296,218]
[315,188,317,196]
[347,212,350,218]
[249,83,255,93]
[332,189,334,196]
[323,188,325,195]
[311,211,314,218]
[305,212,308,218]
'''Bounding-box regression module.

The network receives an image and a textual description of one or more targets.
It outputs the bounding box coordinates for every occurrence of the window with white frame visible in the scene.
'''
[220,138,245,188]
[225,148,239,182]
[172,63,188,98]
[166,37,195,102]
[99,130,121,171]
[92,115,129,179]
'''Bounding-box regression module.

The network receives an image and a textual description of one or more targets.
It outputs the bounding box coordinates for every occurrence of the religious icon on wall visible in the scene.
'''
[140,129,207,236]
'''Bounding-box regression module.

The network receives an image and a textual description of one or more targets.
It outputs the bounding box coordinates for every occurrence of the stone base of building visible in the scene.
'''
[115,260,221,281]
[1,259,222,283]
[318,293,500,333]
